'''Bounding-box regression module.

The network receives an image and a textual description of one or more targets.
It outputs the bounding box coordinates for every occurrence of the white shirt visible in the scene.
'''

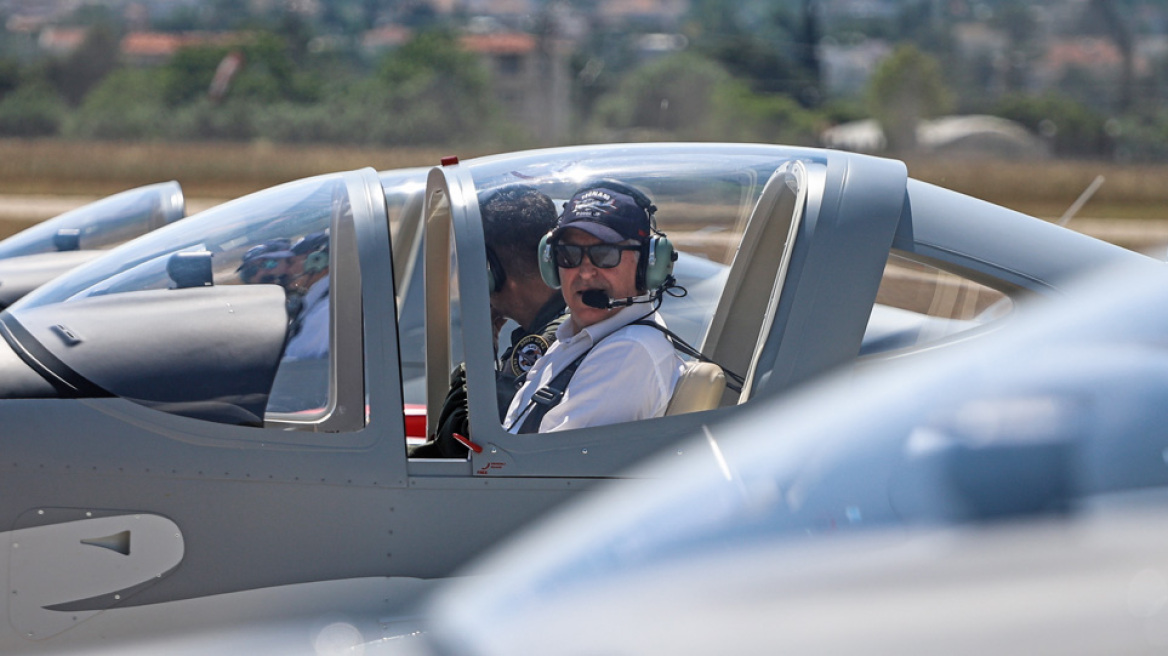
[283,276,329,361]
[503,304,684,433]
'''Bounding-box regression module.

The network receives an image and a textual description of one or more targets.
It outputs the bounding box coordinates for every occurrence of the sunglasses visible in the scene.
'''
[553,243,639,269]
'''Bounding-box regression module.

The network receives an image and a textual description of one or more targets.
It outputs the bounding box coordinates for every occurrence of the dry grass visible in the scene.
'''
[3,139,1168,221]
[904,156,1168,220]
[0,138,492,198]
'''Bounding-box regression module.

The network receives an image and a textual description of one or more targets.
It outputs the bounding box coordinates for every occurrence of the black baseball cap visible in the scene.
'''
[237,238,293,271]
[553,185,652,244]
[292,230,329,255]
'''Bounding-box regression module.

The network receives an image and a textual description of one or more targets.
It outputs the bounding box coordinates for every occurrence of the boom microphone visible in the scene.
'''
[581,289,656,309]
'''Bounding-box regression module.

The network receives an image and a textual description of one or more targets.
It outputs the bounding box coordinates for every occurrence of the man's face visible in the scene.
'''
[558,228,640,329]
[248,257,291,286]
[285,254,312,293]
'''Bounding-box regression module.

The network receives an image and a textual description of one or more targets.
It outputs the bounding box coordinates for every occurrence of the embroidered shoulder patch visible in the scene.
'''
[509,334,550,376]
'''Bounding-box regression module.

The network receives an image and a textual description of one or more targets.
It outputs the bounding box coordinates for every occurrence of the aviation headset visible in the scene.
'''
[538,180,675,292]
[303,249,329,275]
[486,245,505,294]
[293,231,330,276]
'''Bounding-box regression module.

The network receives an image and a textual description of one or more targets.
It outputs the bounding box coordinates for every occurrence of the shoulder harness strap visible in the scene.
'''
[511,316,744,433]
[514,347,588,433]
[512,318,661,434]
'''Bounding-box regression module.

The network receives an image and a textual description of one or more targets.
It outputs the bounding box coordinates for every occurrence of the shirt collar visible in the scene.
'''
[303,276,329,304]
[556,304,655,345]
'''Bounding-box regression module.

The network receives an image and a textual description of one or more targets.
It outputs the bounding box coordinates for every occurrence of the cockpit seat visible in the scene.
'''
[664,361,726,416]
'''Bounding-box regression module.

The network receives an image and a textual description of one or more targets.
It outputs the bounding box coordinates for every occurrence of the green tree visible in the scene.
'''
[205,0,254,30]
[867,44,952,153]
[0,58,23,102]
[591,52,819,143]
[993,92,1110,158]
[163,46,229,106]
[231,32,320,104]
[374,30,496,143]
[685,0,816,103]
[163,32,321,108]
[47,23,121,106]
[991,0,1039,95]
[592,52,731,139]
[0,81,65,136]
[65,68,167,139]
[712,80,821,144]
[169,98,258,141]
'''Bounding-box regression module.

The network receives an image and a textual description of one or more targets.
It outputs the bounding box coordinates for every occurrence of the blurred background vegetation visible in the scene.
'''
[0,0,1167,225]
[0,0,1162,157]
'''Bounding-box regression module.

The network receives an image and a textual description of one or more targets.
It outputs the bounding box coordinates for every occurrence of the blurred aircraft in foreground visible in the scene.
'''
[424,262,1168,656]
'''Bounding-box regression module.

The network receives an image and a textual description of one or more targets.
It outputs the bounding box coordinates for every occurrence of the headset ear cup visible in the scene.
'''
[304,250,329,275]
[537,233,560,289]
[486,247,505,294]
[643,236,675,290]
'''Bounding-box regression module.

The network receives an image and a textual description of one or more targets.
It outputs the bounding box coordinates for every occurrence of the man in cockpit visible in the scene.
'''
[237,238,294,286]
[282,231,330,361]
[501,181,683,433]
[411,184,565,457]
[480,185,570,414]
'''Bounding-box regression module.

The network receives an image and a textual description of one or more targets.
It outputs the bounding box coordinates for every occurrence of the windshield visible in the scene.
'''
[465,145,814,347]
[5,173,357,426]
[16,175,342,310]
[0,181,185,259]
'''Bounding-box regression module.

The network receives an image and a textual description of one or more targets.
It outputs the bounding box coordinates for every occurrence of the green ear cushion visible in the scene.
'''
[643,236,675,290]
[537,232,559,289]
[303,250,329,275]
[486,246,505,293]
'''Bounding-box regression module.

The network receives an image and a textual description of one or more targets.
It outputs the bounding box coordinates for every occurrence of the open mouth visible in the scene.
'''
[577,287,607,300]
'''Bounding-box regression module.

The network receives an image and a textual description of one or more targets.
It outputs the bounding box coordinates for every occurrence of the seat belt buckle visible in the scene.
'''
[531,386,563,406]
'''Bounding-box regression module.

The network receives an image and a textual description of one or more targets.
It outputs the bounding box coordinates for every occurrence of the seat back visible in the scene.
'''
[699,162,806,406]
[664,361,727,416]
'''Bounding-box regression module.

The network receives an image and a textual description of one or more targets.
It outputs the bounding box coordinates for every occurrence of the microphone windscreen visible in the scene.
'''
[581,289,610,309]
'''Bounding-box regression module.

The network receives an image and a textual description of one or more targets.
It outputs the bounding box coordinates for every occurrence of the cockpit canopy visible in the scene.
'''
[3,172,356,426]
[0,146,1029,444]
[0,181,186,308]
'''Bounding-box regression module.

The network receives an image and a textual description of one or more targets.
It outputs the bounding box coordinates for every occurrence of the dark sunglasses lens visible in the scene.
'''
[260,259,280,269]
[554,244,583,268]
[589,245,623,268]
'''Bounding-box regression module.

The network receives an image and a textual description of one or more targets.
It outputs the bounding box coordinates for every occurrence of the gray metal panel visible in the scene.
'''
[10,285,287,422]
[896,179,1153,292]
[422,168,457,436]
[445,163,501,466]
[0,251,103,308]
[0,337,59,397]
[751,152,908,396]
[354,167,409,468]
[0,169,421,609]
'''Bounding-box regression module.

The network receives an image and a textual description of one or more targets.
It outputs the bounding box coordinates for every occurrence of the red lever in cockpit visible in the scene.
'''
[452,432,483,454]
